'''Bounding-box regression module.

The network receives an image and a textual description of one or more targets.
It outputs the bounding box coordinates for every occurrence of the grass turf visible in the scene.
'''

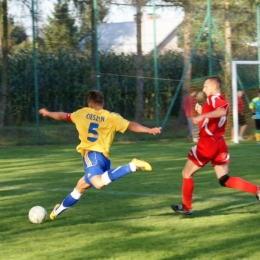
[1,140,260,260]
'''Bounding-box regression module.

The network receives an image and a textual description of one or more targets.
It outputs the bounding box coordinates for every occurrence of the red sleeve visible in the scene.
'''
[66,113,72,122]
[216,99,228,108]
[238,97,243,113]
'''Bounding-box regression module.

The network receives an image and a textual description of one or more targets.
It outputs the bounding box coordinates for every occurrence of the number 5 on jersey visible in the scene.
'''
[88,123,99,142]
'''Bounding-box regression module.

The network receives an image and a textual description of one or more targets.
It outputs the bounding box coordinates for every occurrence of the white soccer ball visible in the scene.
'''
[28,206,47,224]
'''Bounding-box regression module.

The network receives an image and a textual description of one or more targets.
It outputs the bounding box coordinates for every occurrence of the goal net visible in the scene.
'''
[231,61,260,143]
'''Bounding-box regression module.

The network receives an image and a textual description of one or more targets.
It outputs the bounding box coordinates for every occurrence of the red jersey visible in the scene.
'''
[199,94,229,138]
[237,96,243,114]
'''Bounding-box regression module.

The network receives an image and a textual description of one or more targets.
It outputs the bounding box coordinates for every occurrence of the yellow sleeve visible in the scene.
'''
[112,113,130,133]
[249,97,258,109]
[70,109,81,123]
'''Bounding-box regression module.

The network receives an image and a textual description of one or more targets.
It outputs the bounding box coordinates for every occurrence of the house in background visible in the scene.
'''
[81,14,183,54]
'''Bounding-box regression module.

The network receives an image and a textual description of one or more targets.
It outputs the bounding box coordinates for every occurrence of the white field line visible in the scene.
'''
[0,185,257,202]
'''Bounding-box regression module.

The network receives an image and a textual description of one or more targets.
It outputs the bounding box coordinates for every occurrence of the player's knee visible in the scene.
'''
[89,175,105,189]
[93,184,103,190]
[182,168,192,178]
[219,174,230,187]
[91,180,104,190]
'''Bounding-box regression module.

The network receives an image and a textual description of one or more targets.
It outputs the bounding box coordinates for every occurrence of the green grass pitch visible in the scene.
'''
[1,140,260,260]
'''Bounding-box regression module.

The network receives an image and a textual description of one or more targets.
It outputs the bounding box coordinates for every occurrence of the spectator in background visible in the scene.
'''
[231,90,247,141]
[249,90,260,144]
[183,91,198,142]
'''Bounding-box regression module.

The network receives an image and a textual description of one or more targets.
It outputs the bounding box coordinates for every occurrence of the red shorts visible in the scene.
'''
[187,137,230,167]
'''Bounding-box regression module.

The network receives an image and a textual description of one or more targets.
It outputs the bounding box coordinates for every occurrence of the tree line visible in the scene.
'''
[0,0,259,127]
[5,49,227,125]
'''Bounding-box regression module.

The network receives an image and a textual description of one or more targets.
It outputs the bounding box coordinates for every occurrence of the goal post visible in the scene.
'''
[231,60,260,144]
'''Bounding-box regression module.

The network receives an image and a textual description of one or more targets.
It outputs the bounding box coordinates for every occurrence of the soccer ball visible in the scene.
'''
[196,91,205,105]
[196,91,205,101]
[28,206,47,224]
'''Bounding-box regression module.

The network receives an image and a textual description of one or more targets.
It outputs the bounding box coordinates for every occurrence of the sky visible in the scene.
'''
[9,0,183,37]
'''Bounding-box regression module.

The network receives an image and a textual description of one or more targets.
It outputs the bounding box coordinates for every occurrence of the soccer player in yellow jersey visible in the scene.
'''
[38,90,161,220]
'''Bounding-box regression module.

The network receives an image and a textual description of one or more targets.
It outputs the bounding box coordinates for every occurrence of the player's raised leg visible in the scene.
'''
[50,158,152,220]
[215,165,259,199]
[99,158,151,186]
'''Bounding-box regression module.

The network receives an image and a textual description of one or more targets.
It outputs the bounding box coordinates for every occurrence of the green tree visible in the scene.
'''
[0,13,28,52]
[162,0,205,96]
[0,0,8,128]
[0,0,30,128]
[43,0,79,51]
[10,24,27,45]
[63,0,111,86]
[162,0,259,132]
[124,0,149,123]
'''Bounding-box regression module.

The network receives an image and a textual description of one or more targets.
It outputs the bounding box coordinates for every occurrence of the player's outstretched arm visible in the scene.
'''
[127,122,161,135]
[38,108,68,121]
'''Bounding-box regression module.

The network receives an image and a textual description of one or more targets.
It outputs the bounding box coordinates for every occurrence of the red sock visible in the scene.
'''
[225,177,258,194]
[182,177,194,210]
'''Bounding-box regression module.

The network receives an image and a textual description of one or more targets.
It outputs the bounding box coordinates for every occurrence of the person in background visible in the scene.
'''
[171,76,260,215]
[38,90,161,220]
[231,90,247,141]
[183,91,198,142]
[249,90,260,144]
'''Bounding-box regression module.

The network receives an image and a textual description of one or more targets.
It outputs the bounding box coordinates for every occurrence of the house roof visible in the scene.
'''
[97,15,183,54]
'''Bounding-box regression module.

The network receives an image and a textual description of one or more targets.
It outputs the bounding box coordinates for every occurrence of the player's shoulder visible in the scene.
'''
[110,111,122,116]
[208,94,226,102]
[106,111,129,124]
[73,106,88,112]
[103,109,123,117]
[252,97,260,103]
[207,94,228,108]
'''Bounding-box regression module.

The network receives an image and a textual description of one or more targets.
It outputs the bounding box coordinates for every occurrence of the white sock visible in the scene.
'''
[54,204,68,215]
[71,188,82,199]
[129,162,136,172]
[101,171,112,185]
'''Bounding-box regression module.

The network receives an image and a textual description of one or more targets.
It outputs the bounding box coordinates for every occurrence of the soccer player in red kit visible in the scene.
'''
[171,76,260,215]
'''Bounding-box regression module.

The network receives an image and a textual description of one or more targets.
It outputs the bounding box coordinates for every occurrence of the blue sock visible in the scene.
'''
[55,189,82,216]
[107,164,132,181]
[62,194,78,207]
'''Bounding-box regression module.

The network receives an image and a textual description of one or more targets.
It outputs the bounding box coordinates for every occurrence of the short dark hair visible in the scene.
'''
[87,90,104,105]
[204,76,222,89]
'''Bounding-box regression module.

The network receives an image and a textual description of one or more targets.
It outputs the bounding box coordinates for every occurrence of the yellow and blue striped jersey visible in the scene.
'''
[69,107,129,158]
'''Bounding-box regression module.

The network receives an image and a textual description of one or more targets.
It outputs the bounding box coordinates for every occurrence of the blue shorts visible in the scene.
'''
[82,151,111,186]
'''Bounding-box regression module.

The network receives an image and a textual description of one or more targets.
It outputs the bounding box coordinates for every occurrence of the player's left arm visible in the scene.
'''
[192,107,227,124]
[127,122,161,135]
[38,108,69,121]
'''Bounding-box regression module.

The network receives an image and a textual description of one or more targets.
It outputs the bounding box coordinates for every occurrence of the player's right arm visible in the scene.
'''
[192,107,227,125]
[38,108,69,121]
[111,112,161,135]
